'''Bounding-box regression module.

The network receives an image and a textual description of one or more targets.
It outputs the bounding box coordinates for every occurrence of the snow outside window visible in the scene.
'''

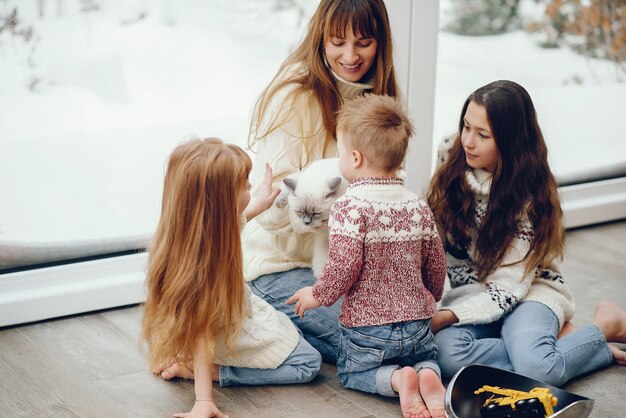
[1,0,624,273]
[0,0,318,271]
[434,0,626,188]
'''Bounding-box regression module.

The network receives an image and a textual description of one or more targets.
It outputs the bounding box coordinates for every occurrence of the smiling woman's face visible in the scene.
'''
[324,23,377,83]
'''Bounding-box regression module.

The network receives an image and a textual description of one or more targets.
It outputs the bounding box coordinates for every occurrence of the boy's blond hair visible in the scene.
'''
[336,94,414,171]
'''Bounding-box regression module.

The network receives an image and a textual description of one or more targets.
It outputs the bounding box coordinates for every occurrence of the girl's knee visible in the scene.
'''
[436,354,466,380]
[435,328,474,356]
[435,331,472,379]
[513,359,567,387]
[299,349,322,383]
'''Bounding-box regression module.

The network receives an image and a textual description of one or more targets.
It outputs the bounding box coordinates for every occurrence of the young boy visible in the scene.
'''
[287,94,447,418]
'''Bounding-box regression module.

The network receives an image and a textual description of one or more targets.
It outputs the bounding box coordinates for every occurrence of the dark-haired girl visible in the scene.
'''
[427,80,626,386]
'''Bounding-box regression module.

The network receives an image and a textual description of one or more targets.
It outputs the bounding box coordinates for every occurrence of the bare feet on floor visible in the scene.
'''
[152,360,175,377]
[392,366,430,418]
[417,368,446,418]
[156,362,221,381]
[157,362,195,380]
[593,301,626,365]
[608,344,626,365]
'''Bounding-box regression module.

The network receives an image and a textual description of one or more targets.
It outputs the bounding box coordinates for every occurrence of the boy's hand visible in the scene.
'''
[286,286,321,318]
[245,163,281,220]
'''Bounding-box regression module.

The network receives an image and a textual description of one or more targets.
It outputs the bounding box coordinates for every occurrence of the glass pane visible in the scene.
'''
[434,0,626,186]
[0,0,316,270]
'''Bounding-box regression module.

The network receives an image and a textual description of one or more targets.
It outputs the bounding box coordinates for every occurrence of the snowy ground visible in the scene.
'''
[1,0,624,267]
[434,30,626,186]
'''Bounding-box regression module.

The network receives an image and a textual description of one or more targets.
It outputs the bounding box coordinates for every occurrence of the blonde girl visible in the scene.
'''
[427,80,626,386]
[244,0,399,365]
[142,138,321,418]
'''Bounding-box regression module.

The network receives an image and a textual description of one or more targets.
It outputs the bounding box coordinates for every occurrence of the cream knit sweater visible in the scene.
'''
[212,288,300,369]
[212,214,299,369]
[242,68,374,282]
[436,137,575,328]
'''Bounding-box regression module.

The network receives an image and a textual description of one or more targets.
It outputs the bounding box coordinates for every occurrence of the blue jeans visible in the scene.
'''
[435,301,613,386]
[219,334,321,386]
[337,320,440,396]
[248,268,342,364]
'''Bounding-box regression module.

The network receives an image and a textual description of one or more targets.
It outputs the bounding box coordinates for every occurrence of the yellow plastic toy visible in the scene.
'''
[474,385,558,418]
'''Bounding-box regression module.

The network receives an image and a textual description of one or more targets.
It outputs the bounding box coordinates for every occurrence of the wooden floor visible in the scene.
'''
[1,220,625,418]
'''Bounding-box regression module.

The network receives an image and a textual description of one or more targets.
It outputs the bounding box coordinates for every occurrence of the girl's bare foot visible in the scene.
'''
[152,359,174,375]
[608,344,626,365]
[417,368,446,418]
[593,301,626,343]
[159,362,221,381]
[391,366,430,418]
[592,302,626,365]
[160,362,194,380]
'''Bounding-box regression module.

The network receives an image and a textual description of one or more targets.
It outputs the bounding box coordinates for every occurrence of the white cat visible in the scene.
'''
[275,158,349,278]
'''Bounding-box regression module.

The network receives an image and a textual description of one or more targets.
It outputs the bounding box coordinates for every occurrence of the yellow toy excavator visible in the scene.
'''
[474,385,558,418]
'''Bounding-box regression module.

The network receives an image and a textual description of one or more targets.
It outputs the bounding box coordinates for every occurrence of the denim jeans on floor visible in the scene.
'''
[337,320,440,397]
[247,268,342,364]
[435,301,613,386]
[219,334,321,386]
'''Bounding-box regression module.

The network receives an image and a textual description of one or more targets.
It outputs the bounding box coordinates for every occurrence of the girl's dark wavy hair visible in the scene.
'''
[428,80,564,277]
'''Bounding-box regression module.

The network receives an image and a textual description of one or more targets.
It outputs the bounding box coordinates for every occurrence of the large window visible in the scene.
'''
[431,0,626,227]
[434,0,626,187]
[0,0,315,271]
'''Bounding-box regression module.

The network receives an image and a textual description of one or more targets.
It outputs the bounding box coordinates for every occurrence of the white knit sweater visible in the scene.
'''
[212,288,300,369]
[242,67,374,282]
[436,137,575,328]
[211,214,299,369]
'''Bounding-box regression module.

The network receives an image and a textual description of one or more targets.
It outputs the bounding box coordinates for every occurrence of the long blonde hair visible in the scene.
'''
[249,0,398,165]
[141,138,252,371]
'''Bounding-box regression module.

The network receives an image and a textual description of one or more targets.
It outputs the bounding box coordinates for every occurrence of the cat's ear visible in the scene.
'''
[326,177,343,197]
[283,178,298,193]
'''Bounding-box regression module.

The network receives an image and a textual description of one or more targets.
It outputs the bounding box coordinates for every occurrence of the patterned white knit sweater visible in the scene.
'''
[311,177,447,328]
[436,138,575,328]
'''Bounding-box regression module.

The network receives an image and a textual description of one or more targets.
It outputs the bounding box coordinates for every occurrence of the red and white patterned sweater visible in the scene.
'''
[311,177,447,327]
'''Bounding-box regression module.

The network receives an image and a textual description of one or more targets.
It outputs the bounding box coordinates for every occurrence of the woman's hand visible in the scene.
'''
[431,310,459,334]
[173,399,227,418]
[244,163,281,221]
[286,286,321,318]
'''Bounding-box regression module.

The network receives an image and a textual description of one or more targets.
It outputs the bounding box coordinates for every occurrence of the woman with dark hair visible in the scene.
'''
[242,0,400,364]
[427,80,626,386]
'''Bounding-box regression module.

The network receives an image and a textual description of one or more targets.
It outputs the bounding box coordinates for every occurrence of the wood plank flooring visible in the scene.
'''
[1,220,625,417]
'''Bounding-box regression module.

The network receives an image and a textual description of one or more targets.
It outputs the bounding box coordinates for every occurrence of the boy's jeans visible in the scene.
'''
[337,319,440,396]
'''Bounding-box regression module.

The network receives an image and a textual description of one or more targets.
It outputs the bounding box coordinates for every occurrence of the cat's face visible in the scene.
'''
[284,176,346,233]
[287,193,333,232]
